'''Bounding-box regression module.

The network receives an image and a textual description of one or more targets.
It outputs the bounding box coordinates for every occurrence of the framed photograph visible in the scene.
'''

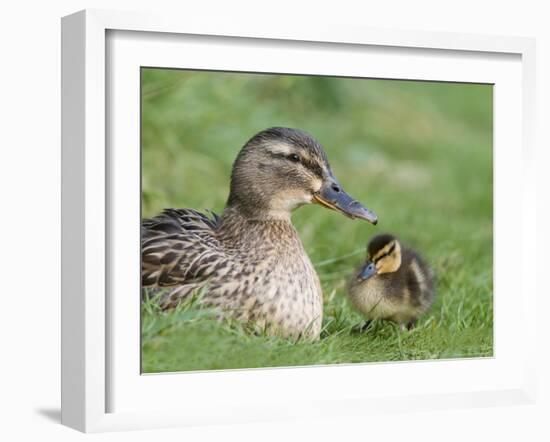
[61,9,537,432]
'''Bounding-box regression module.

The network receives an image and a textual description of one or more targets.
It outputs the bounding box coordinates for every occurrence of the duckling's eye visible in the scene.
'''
[287,153,301,163]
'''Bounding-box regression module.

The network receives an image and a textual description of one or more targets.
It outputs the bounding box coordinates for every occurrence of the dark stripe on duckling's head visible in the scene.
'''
[374,242,396,264]
[368,234,397,258]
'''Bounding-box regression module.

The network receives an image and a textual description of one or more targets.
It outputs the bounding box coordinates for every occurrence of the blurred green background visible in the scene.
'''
[141,68,493,373]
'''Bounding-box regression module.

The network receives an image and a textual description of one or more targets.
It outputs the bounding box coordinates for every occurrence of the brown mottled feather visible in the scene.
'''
[141,207,323,339]
[142,209,223,289]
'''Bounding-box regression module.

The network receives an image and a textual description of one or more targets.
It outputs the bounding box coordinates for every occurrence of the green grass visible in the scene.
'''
[141,68,493,373]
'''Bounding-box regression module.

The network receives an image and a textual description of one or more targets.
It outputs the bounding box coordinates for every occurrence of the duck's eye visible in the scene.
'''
[287,153,301,163]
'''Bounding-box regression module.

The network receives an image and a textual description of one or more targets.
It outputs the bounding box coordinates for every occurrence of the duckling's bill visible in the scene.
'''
[358,261,377,280]
[313,178,378,224]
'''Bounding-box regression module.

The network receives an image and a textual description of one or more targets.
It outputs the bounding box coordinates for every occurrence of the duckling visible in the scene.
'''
[142,127,378,339]
[347,234,434,330]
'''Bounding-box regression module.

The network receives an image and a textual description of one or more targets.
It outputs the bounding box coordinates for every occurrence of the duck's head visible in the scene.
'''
[358,234,402,281]
[226,127,378,223]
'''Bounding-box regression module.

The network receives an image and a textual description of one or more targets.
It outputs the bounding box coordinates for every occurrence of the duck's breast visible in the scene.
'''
[205,226,323,339]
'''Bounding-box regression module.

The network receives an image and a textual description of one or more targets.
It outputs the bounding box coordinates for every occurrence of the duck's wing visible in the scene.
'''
[141,208,224,302]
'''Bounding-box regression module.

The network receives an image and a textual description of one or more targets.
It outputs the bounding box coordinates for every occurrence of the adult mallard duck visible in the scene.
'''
[347,234,435,331]
[142,127,377,339]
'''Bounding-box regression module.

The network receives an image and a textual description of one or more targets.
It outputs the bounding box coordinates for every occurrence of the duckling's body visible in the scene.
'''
[142,127,377,339]
[347,234,434,329]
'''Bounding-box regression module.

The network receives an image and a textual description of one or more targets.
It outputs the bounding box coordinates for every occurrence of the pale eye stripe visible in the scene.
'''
[267,142,293,156]
[266,141,328,179]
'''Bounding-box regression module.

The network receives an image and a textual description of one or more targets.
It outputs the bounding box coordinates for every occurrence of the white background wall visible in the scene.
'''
[0,1,547,441]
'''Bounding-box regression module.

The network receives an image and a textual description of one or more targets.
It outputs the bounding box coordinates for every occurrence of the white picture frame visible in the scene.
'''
[61,9,537,433]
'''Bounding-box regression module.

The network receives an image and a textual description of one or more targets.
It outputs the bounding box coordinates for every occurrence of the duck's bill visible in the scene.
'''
[313,181,378,224]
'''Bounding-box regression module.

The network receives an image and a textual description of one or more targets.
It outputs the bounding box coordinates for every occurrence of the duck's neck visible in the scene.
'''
[218,205,300,248]
[222,200,293,223]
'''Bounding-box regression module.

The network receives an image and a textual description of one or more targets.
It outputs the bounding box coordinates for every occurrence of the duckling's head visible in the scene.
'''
[227,127,377,223]
[358,234,402,281]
